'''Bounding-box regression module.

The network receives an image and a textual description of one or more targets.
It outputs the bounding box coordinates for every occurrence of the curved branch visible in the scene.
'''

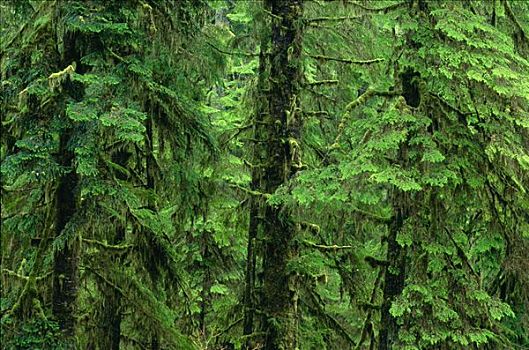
[348,1,408,14]
[309,54,384,65]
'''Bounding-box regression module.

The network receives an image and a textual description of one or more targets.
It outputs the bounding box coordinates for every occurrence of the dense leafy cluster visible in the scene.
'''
[1,1,528,350]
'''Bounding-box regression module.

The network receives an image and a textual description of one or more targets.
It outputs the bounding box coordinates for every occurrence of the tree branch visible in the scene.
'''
[347,1,408,14]
[228,183,271,199]
[304,16,362,24]
[206,42,259,58]
[302,240,354,251]
[309,54,384,65]
[330,88,400,150]
[82,238,134,251]
[2,269,51,281]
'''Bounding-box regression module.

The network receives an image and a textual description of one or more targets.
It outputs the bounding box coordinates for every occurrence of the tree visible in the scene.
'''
[1,1,528,349]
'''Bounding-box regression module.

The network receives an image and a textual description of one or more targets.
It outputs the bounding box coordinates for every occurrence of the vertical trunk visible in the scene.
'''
[378,70,418,350]
[96,150,129,350]
[243,202,258,343]
[145,115,160,350]
[52,130,79,345]
[378,194,407,350]
[97,226,124,350]
[243,31,270,349]
[199,231,212,339]
[261,1,303,349]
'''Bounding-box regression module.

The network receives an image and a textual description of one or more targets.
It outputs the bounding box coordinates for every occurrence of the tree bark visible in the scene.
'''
[378,71,417,350]
[96,226,125,350]
[378,193,407,350]
[52,130,79,346]
[243,30,270,350]
[96,150,130,350]
[261,1,304,349]
[199,231,212,339]
[146,115,160,350]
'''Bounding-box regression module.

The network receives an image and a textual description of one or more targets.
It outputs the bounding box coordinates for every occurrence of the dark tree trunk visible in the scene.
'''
[261,1,304,349]
[378,195,407,350]
[243,31,270,350]
[52,130,79,345]
[96,150,130,350]
[97,226,125,350]
[378,70,418,350]
[199,231,212,339]
[145,115,160,350]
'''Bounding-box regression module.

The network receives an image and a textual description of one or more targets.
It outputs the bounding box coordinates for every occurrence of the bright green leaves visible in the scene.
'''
[489,300,516,321]
[370,167,422,192]
[389,297,409,318]
[421,149,445,163]
[424,6,529,103]
[1,133,60,188]
[74,141,98,177]
[66,100,98,122]
[66,8,131,36]
[101,105,147,143]
[287,251,327,278]
[391,278,513,348]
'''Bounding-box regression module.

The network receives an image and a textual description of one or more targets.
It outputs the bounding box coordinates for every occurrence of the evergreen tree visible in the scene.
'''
[1,1,528,349]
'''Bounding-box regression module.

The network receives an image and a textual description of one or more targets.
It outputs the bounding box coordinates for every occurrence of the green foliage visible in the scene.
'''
[1,317,67,350]
[1,0,528,349]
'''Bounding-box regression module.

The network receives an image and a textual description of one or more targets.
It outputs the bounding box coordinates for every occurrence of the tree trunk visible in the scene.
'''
[243,30,270,350]
[378,70,417,349]
[199,230,212,339]
[261,1,304,349]
[146,115,160,350]
[52,130,79,346]
[378,194,407,350]
[96,150,129,350]
[96,226,125,350]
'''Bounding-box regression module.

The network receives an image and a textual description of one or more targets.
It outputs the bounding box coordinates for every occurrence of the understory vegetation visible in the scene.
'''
[1,1,528,349]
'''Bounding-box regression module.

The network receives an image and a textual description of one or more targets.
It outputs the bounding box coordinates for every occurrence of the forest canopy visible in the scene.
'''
[1,1,528,349]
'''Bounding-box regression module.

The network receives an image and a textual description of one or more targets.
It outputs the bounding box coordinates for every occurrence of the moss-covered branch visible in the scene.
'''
[330,88,400,150]
[302,240,354,251]
[82,238,134,251]
[309,54,384,65]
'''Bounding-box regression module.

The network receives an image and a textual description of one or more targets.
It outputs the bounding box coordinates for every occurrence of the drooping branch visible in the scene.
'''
[364,256,389,268]
[2,269,52,281]
[302,240,354,251]
[429,92,474,118]
[82,238,134,251]
[309,54,384,65]
[304,16,362,25]
[305,79,340,86]
[348,1,408,14]
[206,42,259,58]
[330,88,400,150]
[443,227,480,281]
[351,205,393,223]
[228,183,272,199]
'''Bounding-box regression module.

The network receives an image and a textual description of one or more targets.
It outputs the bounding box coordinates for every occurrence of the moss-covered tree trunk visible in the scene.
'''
[261,1,304,349]
[96,150,129,350]
[145,114,161,350]
[199,230,212,339]
[52,130,79,345]
[243,31,270,349]
[378,70,418,350]
[378,190,407,350]
[95,228,125,350]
